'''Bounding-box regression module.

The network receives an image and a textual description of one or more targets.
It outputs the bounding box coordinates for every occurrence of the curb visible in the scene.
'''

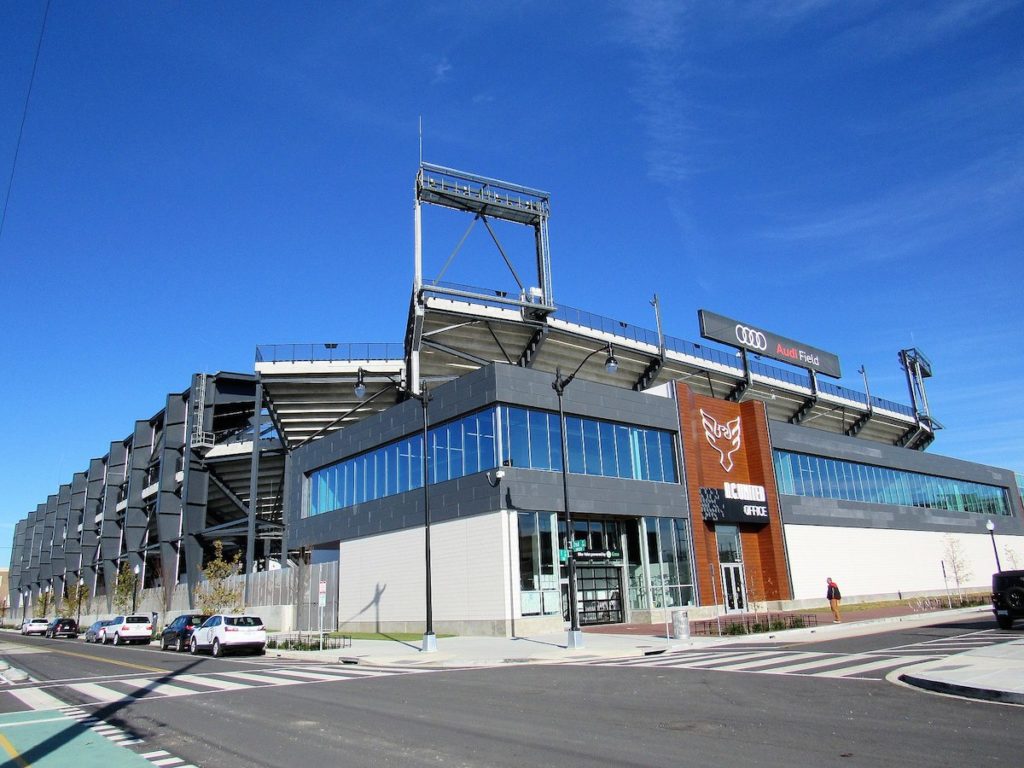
[898,673,1024,706]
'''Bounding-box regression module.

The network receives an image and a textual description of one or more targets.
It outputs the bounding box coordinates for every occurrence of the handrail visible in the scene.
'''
[255,343,405,364]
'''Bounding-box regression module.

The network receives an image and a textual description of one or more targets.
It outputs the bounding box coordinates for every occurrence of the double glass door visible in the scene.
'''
[716,525,747,613]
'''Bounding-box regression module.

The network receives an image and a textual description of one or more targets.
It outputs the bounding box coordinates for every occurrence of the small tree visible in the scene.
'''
[196,540,244,615]
[942,534,972,603]
[39,590,52,617]
[1004,546,1021,571]
[113,562,138,613]
[65,582,90,621]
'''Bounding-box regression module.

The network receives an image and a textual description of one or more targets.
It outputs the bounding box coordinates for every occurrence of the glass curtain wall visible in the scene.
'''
[774,450,1011,516]
[645,517,695,608]
[306,405,679,517]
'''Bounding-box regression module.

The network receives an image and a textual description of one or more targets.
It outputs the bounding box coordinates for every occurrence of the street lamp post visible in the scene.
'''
[986,519,1003,572]
[354,373,435,652]
[551,343,618,650]
[132,564,140,613]
[22,590,28,623]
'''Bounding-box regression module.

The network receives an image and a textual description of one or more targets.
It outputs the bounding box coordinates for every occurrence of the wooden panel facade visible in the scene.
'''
[677,384,792,606]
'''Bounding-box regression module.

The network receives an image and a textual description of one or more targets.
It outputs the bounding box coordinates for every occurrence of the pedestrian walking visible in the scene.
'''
[826,577,842,623]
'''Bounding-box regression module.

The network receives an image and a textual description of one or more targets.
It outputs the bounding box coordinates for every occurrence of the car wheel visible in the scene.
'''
[175,636,184,653]
[190,637,198,655]
[212,639,222,658]
[113,633,121,646]
[1007,588,1024,610]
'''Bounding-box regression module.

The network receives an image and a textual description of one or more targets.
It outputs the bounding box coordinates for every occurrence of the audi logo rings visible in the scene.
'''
[735,325,768,350]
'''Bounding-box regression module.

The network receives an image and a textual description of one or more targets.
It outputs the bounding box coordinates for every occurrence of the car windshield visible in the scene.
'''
[225,617,263,627]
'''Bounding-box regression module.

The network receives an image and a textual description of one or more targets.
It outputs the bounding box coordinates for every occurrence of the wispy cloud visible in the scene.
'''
[825,0,1019,61]
[615,2,694,184]
[762,144,1023,265]
[432,57,452,84]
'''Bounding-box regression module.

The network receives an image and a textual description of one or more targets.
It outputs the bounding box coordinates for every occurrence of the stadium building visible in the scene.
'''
[9,163,1024,636]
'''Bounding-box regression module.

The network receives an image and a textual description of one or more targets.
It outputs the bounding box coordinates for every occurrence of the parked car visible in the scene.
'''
[160,613,210,652]
[20,617,49,636]
[190,614,266,657]
[44,617,79,639]
[104,614,154,645]
[992,570,1024,629]
[85,619,112,643]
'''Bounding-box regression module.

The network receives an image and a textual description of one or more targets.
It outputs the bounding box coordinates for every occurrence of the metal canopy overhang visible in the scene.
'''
[413,294,923,446]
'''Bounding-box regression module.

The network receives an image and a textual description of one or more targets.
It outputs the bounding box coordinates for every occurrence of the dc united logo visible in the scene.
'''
[700,410,741,472]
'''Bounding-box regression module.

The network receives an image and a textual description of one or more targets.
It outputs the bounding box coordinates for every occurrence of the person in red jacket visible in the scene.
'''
[826,577,842,623]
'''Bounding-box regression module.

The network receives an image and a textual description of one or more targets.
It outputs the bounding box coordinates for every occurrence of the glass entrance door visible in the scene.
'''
[720,563,747,613]
[562,565,623,625]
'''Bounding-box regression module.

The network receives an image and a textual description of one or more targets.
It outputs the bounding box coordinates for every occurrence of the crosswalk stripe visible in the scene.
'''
[8,687,67,711]
[119,679,202,697]
[304,664,426,676]
[710,652,813,671]
[172,673,250,691]
[65,683,124,703]
[672,651,792,668]
[736,653,870,675]
[815,655,937,678]
[262,669,347,681]
[211,671,304,685]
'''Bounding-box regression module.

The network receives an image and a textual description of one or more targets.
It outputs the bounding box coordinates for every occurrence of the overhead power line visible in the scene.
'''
[0,0,52,246]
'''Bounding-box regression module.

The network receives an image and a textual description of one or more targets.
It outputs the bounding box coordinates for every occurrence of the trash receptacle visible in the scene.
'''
[672,609,689,640]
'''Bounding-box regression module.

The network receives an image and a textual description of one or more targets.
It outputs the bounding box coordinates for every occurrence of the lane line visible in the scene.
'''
[16,646,168,674]
[0,733,30,768]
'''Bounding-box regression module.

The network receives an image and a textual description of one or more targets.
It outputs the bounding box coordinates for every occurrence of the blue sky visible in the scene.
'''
[1,1,1021,555]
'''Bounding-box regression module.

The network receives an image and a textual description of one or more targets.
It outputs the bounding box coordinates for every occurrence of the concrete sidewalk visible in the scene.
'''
[270,606,1024,705]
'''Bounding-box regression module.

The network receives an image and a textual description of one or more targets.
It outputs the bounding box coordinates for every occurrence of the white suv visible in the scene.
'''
[190,614,266,657]
[104,614,154,645]
[21,617,49,635]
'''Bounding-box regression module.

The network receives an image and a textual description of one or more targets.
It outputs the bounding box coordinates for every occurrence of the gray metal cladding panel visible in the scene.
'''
[504,470,689,518]
[287,474,505,548]
[779,494,1024,535]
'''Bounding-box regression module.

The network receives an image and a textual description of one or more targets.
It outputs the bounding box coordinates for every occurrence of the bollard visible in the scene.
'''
[672,609,690,640]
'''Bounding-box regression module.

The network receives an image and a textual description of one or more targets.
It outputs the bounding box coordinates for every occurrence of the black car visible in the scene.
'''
[44,617,79,639]
[160,613,211,652]
[992,570,1024,629]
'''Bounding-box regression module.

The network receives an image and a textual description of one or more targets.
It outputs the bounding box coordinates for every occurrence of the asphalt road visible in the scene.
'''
[3,620,1023,768]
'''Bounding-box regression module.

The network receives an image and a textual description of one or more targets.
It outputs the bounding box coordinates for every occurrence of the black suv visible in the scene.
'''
[45,617,79,639]
[991,570,1024,629]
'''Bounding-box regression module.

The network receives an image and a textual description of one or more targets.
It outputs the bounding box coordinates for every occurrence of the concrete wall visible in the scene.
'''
[784,523,1024,603]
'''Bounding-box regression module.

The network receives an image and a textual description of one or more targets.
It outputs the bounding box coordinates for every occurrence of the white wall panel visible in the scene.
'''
[785,524,1024,601]
[338,511,511,629]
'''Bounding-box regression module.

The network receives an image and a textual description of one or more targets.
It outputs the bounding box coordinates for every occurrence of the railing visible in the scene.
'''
[256,343,405,364]
[258,281,916,419]
[691,612,819,636]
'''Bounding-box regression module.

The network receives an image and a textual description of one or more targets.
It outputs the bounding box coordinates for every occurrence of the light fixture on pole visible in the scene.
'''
[552,342,618,650]
[355,375,436,652]
[986,519,1002,572]
[77,577,85,627]
[132,564,140,613]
